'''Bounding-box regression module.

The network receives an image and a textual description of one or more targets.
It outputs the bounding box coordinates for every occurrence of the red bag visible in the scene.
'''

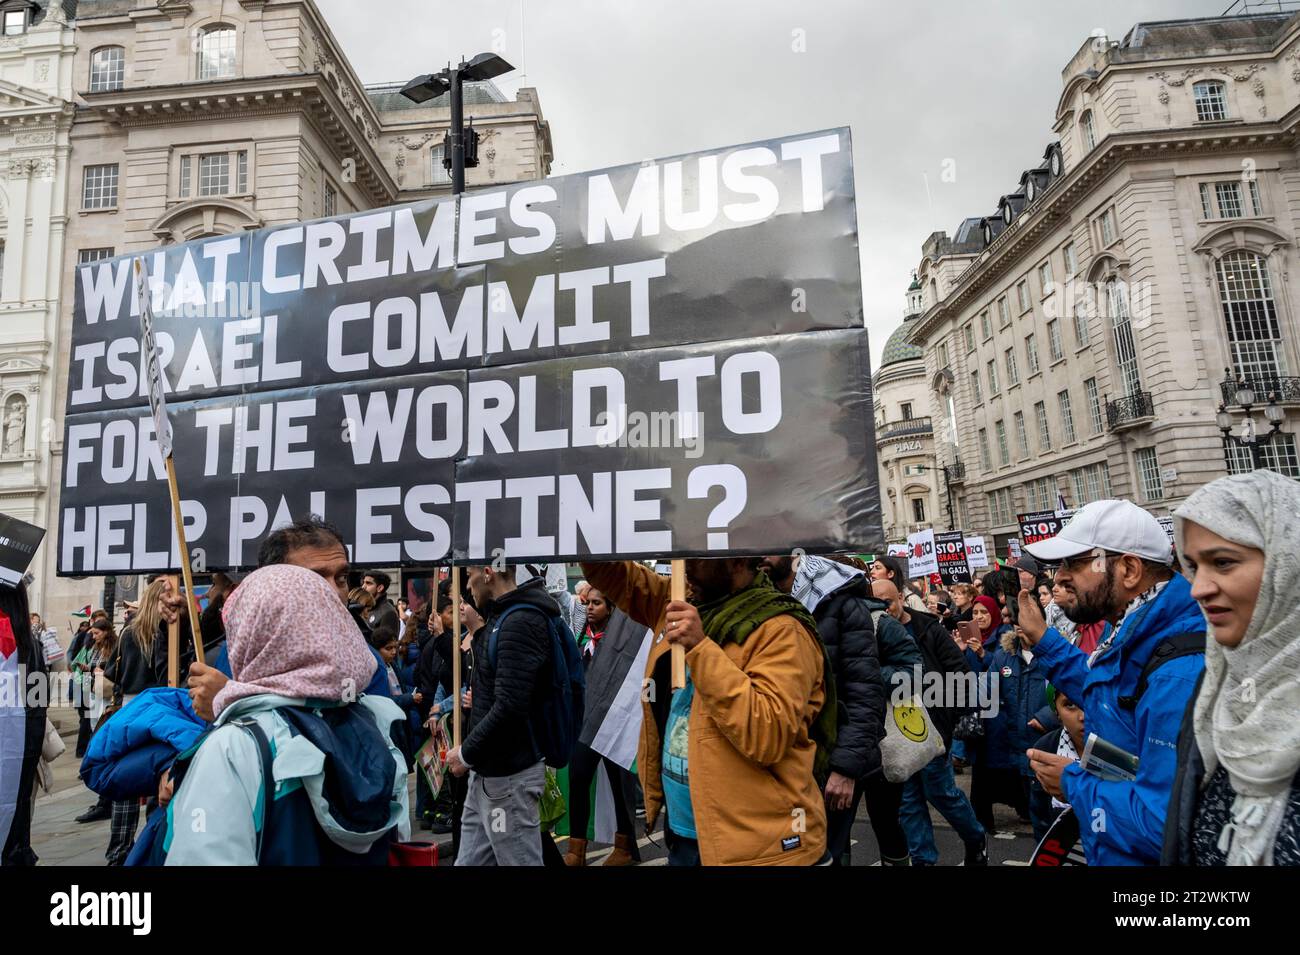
[388,841,438,866]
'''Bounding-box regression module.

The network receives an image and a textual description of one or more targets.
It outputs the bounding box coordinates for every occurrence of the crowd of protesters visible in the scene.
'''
[3,469,1296,868]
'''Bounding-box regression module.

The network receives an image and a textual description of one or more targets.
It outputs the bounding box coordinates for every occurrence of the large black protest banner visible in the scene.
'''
[59,128,881,573]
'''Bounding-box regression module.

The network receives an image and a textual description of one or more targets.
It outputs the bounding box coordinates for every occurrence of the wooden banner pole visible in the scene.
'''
[166,575,180,688]
[451,566,462,747]
[670,559,686,690]
[165,455,205,670]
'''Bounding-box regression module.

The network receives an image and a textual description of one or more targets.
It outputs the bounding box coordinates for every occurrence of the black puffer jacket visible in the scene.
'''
[903,609,971,749]
[812,576,885,782]
[461,578,556,778]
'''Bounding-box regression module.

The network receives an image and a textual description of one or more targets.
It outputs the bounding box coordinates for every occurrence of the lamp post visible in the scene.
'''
[400,52,515,195]
[915,464,956,530]
[1217,368,1285,470]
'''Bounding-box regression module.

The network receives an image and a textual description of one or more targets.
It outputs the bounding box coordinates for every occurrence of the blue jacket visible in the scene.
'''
[1032,574,1205,866]
[79,688,207,800]
[977,638,1049,774]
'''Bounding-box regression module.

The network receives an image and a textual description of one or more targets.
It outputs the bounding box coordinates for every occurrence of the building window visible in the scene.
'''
[1215,250,1287,380]
[3,6,26,35]
[431,143,452,186]
[90,46,126,93]
[1027,476,1054,511]
[1080,111,1096,151]
[1025,333,1040,375]
[1047,319,1064,362]
[198,26,237,80]
[1099,208,1117,247]
[198,153,229,196]
[1016,282,1030,313]
[938,341,950,369]
[997,296,1010,327]
[971,370,982,405]
[1059,390,1077,444]
[987,487,1013,526]
[1072,299,1091,348]
[1193,80,1228,122]
[900,402,913,420]
[978,428,991,471]
[178,149,249,199]
[1038,261,1053,293]
[1223,432,1300,478]
[946,393,960,450]
[987,358,999,396]
[78,248,115,264]
[324,181,337,218]
[980,310,992,340]
[1071,462,1110,505]
[1063,242,1077,276]
[1200,180,1254,220]
[1005,346,1020,387]
[1108,279,1143,395]
[1035,401,1051,451]
[82,163,119,210]
[1014,411,1029,458]
[995,419,1010,466]
[1249,179,1262,216]
[912,498,927,524]
[964,325,975,353]
[1135,447,1165,502]
[1084,377,1103,435]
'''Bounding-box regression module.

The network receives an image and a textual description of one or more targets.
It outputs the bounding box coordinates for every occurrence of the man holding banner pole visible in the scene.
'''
[582,557,830,866]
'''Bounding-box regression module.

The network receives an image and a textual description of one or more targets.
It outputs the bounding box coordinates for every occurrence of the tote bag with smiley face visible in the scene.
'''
[880,697,945,783]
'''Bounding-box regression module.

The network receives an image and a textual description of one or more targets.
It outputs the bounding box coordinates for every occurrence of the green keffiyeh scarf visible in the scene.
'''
[695,572,839,782]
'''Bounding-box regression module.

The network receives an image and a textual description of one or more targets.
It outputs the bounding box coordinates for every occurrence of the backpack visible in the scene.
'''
[487,604,586,768]
[1117,632,1204,710]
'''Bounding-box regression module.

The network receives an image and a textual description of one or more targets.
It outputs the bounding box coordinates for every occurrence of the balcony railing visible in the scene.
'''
[946,459,966,482]
[1219,374,1300,407]
[1106,391,1155,431]
[877,416,933,441]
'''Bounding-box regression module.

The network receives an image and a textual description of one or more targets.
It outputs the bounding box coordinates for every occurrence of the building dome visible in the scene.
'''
[879,318,924,368]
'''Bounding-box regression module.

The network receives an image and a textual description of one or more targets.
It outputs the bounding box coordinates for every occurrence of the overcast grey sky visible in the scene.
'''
[319,0,1229,369]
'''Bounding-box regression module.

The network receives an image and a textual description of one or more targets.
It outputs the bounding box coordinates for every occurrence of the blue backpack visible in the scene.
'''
[487,604,585,768]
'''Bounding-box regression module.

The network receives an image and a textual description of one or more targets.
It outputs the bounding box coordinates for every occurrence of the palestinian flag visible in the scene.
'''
[554,608,651,844]
[71,605,92,618]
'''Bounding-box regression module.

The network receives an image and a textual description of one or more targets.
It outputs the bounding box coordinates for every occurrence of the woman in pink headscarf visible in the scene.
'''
[157,564,411,865]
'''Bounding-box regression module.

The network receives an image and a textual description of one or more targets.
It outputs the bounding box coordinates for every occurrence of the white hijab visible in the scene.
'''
[1174,470,1300,866]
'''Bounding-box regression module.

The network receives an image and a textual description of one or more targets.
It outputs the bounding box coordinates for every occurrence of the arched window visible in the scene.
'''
[431,143,451,185]
[1079,111,1096,151]
[90,46,126,92]
[1215,250,1287,380]
[197,25,237,80]
[1193,81,1227,122]
[1107,279,1142,396]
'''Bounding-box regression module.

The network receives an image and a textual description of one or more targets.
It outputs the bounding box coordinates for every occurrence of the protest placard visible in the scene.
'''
[934,531,972,584]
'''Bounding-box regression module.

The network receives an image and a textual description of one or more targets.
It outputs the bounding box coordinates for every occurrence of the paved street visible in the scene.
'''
[32,704,1036,868]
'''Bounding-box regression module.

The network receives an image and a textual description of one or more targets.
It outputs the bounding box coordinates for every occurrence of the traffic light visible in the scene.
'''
[464,125,480,168]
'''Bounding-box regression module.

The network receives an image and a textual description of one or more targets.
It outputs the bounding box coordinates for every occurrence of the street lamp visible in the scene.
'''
[915,464,956,531]
[401,53,514,194]
[1218,367,1285,470]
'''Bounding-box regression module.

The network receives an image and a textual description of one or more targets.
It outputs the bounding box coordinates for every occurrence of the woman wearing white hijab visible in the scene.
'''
[1163,470,1300,866]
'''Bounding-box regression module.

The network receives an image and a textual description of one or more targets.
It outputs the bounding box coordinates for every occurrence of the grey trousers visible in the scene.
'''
[455,761,545,866]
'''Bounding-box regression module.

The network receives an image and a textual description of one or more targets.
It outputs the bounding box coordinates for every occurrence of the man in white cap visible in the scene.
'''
[1012,499,1205,865]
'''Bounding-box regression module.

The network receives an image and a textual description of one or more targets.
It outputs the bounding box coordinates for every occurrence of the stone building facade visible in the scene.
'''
[873,276,943,541]
[0,0,76,608]
[907,10,1300,552]
[24,0,553,622]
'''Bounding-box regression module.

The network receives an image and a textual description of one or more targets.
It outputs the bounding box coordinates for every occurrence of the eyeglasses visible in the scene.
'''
[1049,550,1119,574]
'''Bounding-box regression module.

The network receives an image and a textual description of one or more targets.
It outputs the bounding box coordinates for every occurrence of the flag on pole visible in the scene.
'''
[71,605,92,618]
[135,259,174,459]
